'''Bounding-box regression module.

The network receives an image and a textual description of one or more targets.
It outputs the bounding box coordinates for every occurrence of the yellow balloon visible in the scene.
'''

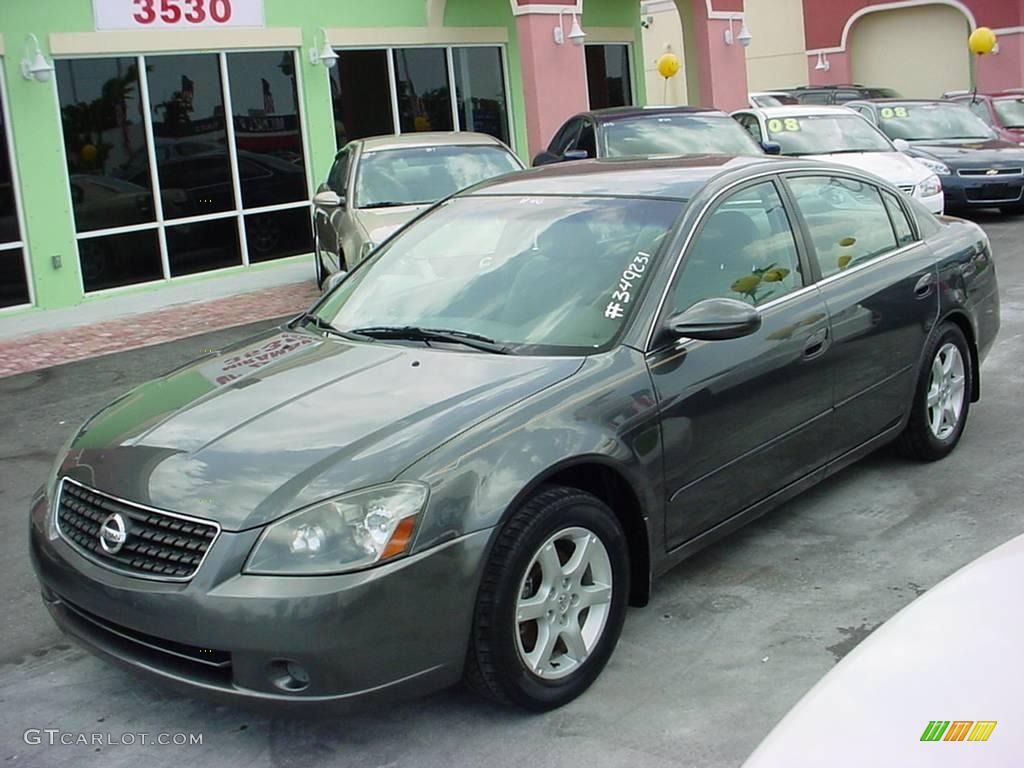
[657,53,681,79]
[969,26,997,55]
[80,144,97,163]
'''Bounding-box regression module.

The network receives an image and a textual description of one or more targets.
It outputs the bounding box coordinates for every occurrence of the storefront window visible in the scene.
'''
[586,44,633,109]
[0,75,30,308]
[394,48,454,134]
[453,47,510,146]
[330,46,511,149]
[57,50,312,293]
[331,50,395,147]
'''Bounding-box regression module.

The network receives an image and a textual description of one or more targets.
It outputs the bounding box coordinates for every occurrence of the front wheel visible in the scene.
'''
[897,322,973,461]
[464,486,629,710]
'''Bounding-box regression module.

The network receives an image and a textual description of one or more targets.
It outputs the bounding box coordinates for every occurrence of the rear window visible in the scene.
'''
[602,114,763,157]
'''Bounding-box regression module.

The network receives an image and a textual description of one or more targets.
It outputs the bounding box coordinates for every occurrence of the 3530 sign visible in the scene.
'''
[93,0,265,29]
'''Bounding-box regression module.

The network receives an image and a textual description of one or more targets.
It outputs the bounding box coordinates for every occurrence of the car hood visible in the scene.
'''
[806,151,931,185]
[743,532,1024,767]
[60,329,583,531]
[906,137,1024,166]
[352,205,428,245]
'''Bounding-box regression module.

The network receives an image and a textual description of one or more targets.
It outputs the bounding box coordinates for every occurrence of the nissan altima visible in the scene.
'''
[30,155,999,712]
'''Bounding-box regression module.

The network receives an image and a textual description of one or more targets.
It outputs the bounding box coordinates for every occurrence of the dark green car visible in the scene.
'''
[31,155,999,711]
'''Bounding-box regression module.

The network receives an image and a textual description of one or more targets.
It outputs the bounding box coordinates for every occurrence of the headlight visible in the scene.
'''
[916,157,951,176]
[244,482,428,575]
[918,174,942,197]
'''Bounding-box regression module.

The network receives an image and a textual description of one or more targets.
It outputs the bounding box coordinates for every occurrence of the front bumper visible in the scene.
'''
[940,172,1024,209]
[29,490,491,710]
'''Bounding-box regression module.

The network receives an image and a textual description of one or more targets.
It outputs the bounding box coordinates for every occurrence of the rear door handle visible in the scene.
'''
[914,273,936,298]
[803,328,829,360]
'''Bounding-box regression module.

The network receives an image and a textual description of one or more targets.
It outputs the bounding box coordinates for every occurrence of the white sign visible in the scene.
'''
[93,0,265,30]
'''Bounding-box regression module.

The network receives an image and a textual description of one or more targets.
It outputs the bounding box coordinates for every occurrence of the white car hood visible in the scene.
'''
[743,532,1024,767]
[806,151,932,187]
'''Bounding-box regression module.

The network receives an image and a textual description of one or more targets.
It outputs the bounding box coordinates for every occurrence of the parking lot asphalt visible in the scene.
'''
[1,212,1022,768]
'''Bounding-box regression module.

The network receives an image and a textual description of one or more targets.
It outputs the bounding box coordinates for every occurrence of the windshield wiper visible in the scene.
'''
[295,312,375,342]
[350,325,509,354]
[359,201,426,209]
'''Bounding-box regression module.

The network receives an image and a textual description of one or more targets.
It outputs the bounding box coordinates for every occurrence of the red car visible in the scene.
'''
[947,91,1024,144]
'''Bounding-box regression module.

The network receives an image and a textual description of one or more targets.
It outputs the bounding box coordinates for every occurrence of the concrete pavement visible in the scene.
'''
[1,212,1021,768]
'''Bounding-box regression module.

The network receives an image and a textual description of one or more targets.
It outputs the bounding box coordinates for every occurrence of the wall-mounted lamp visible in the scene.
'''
[553,9,586,46]
[640,15,654,30]
[21,34,55,82]
[723,15,752,47]
[814,52,831,72]
[309,28,339,69]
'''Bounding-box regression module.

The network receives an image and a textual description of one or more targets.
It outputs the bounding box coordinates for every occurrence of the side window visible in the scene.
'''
[787,176,899,278]
[851,105,876,123]
[834,90,860,103]
[737,114,763,143]
[798,91,831,105]
[671,181,804,312]
[326,150,351,194]
[881,190,916,247]
[966,99,993,125]
[575,120,597,158]
[551,118,583,154]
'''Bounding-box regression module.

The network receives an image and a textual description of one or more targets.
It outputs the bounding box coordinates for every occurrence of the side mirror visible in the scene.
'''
[761,141,783,155]
[563,149,589,161]
[312,189,344,208]
[532,151,558,167]
[892,138,910,152]
[665,298,762,341]
[323,270,348,293]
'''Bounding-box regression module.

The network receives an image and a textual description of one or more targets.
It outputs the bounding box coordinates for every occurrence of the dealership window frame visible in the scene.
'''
[329,43,515,151]
[584,41,636,110]
[55,48,314,296]
[0,61,35,310]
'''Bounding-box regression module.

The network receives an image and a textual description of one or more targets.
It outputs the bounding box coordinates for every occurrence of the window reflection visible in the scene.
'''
[147,54,233,217]
[56,57,153,232]
[246,208,314,263]
[166,217,241,276]
[79,230,163,292]
[0,250,29,308]
[586,45,632,109]
[227,51,308,207]
[394,48,453,133]
[331,50,395,146]
[453,47,510,145]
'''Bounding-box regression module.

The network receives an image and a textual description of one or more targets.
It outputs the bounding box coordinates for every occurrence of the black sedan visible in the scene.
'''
[31,155,999,713]
[532,106,768,165]
[847,99,1024,214]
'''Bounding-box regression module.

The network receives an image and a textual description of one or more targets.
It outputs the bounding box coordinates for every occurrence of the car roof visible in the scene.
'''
[848,98,948,105]
[739,105,856,118]
[461,154,794,201]
[579,105,724,122]
[357,131,507,152]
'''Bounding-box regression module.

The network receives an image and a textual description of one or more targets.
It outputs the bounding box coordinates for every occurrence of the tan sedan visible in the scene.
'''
[312,132,523,288]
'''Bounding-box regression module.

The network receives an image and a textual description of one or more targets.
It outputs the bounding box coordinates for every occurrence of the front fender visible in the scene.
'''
[400,347,665,557]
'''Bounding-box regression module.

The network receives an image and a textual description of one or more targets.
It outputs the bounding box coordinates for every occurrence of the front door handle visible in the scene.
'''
[914,272,936,298]
[803,328,829,360]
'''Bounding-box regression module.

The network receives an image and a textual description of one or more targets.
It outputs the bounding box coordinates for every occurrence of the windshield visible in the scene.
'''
[355,145,522,209]
[994,98,1024,128]
[314,195,683,354]
[876,103,994,141]
[602,115,763,157]
[765,113,893,155]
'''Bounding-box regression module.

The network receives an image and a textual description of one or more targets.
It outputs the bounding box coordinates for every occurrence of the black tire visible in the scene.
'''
[897,322,973,461]
[314,236,327,289]
[999,203,1024,215]
[464,486,630,711]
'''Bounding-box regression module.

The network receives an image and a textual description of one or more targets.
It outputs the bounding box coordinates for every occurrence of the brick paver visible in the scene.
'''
[0,281,320,379]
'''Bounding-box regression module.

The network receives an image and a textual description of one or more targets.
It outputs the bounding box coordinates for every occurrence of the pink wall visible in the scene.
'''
[692,15,751,110]
[976,31,1024,92]
[516,13,590,156]
[807,51,853,86]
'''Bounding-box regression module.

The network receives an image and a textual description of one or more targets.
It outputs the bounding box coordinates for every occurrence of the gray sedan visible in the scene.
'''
[312,131,523,287]
[31,155,999,712]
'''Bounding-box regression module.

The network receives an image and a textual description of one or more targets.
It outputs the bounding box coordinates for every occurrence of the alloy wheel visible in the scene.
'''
[514,526,613,680]
[926,342,966,440]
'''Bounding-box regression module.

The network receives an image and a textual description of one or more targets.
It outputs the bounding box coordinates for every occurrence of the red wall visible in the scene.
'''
[802,0,1023,50]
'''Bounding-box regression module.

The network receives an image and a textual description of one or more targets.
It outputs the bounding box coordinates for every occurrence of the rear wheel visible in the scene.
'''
[464,486,629,710]
[897,322,972,461]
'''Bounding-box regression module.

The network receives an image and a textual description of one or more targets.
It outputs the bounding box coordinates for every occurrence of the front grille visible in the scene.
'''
[56,478,219,581]
[957,167,1023,177]
[964,184,1024,203]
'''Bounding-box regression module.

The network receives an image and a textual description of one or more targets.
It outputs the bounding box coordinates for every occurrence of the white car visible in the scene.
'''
[732,106,944,214]
[743,532,1024,767]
